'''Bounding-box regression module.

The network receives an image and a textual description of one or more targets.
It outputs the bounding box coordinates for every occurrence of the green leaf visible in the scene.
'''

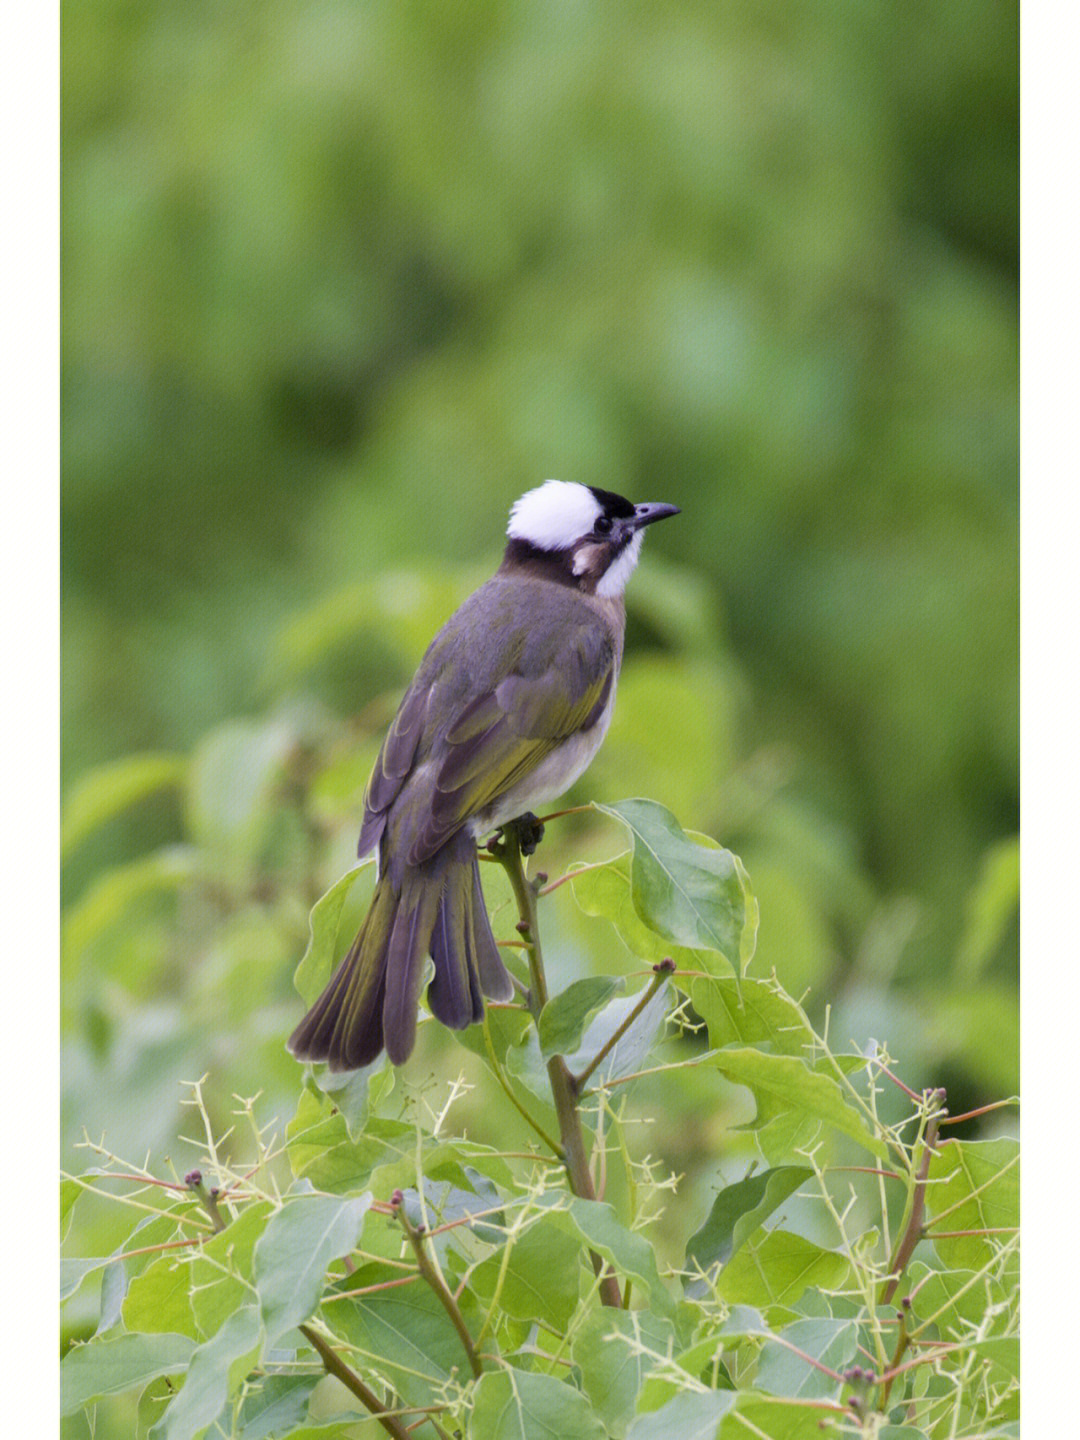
[254,1193,373,1346]
[715,1231,849,1310]
[905,1260,1010,1333]
[548,1196,677,1323]
[190,1201,273,1337]
[149,1306,263,1440]
[236,1374,321,1438]
[62,752,186,861]
[566,985,671,1086]
[689,978,815,1057]
[294,864,373,1005]
[592,799,757,974]
[62,1254,117,1303]
[328,1281,469,1408]
[453,1001,534,1068]
[702,1048,887,1159]
[468,1368,607,1439]
[966,1335,1020,1385]
[570,853,716,971]
[400,1173,506,1248]
[538,976,625,1058]
[96,1258,128,1336]
[754,1317,858,1399]
[121,1205,262,1342]
[61,1178,81,1241]
[925,1138,1019,1274]
[627,1390,735,1439]
[572,1309,678,1438]
[633,1336,725,1412]
[685,1167,811,1282]
[287,1105,414,1194]
[471,1214,582,1329]
[123,1250,199,1339]
[717,1394,835,1439]
[61,1332,195,1415]
[314,1062,380,1138]
[635,1334,734,1410]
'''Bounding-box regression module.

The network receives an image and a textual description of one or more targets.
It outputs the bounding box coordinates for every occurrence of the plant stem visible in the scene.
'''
[185,1171,227,1234]
[186,1173,413,1437]
[880,1110,941,1305]
[491,825,623,1308]
[879,1310,910,1410]
[572,960,674,1093]
[393,1191,484,1379]
[299,1323,413,1440]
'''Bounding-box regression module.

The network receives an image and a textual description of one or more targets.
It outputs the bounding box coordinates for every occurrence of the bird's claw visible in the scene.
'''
[514,812,546,856]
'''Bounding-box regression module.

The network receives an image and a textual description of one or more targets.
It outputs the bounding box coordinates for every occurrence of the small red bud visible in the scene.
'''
[184,1170,202,1188]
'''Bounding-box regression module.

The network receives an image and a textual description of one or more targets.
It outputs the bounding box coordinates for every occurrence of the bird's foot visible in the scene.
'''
[512,812,546,856]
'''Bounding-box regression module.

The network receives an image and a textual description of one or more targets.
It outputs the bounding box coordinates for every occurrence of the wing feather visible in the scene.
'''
[409,634,614,862]
[357,579,617,865]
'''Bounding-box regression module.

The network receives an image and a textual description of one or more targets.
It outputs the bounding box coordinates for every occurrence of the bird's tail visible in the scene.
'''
[288,832,514,1070]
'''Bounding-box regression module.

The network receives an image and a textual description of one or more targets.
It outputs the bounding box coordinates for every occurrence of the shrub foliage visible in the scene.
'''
[62,784,1017,1438]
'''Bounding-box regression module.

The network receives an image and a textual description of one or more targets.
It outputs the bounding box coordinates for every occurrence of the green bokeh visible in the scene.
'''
[61,0,1016,1408]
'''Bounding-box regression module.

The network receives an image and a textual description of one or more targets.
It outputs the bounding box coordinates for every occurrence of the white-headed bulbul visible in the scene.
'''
[288,480,680,1070]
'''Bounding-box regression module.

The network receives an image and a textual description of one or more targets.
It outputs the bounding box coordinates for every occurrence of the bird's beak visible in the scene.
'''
[630,502,681,530]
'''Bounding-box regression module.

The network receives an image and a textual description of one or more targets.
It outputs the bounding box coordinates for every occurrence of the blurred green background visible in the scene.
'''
[62,0,1017,1371]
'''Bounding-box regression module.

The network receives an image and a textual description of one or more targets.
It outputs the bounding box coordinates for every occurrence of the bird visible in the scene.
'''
[288,480,680,1070]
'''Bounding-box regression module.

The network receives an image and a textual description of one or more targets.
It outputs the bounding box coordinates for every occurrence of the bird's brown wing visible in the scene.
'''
[355,678,431,857]
[407,647,614,863]
[357,606,615,863]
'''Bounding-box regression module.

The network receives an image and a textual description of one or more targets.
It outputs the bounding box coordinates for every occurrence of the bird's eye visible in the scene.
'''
[595,516,614,535]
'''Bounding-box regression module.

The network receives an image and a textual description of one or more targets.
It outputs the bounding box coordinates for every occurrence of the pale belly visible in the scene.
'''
[468,685,616,837]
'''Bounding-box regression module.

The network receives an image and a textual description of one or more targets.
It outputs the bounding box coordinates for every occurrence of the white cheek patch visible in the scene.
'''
[508,480,602,551]
[596,530,644,597]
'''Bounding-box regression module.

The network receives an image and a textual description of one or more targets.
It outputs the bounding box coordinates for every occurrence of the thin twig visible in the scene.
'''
[879,1309,910,1409]
[392,1190,484,1380]
[186,1171,415,1437]
[322,1273,422,1303]
[927,1227,1018,1238]
[299,1323,412,1440]
[538,859,611,897]
[880,1110,942,1305]
[572,960,674,1093]
[535,804,593,824]
[938,1098,1018,1126]
[827,1166,906,1184]
[759,1331,847,1384]
[491,824,622,1309]
[920,1149,1020,1231]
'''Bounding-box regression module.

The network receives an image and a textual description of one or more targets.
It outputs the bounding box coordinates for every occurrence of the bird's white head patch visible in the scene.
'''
[507,480,603,551]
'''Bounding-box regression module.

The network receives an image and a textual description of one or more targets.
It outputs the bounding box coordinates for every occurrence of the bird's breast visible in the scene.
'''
[469,678,618,837]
